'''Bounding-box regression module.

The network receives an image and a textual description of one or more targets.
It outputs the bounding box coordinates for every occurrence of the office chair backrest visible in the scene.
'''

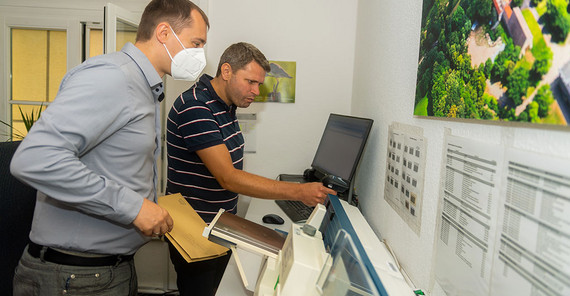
[0,141,37,295]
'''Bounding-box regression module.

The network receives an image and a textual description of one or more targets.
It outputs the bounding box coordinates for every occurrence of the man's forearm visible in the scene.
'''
[216,168,302,201]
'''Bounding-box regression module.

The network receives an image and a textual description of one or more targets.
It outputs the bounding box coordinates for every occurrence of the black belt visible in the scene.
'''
[27,242,134,267]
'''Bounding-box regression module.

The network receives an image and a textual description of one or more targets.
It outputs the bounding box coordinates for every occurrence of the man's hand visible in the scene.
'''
[297,182,337,206]
[133,198,174,237]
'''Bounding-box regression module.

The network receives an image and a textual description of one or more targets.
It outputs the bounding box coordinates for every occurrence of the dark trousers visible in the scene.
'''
[13,245,137,296]
[167,239,231,296]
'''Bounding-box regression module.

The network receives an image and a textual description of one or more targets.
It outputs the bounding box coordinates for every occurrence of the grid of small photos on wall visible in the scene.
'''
[384,122,427,236]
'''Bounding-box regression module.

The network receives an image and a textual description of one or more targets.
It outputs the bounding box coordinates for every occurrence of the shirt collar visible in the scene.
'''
[121,42,164,102]
[198,74,237,115]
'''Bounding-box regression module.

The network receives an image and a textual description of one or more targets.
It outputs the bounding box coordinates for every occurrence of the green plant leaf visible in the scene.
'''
[18,103,43,132]
[0,119,26,140]
[1,103,43,141]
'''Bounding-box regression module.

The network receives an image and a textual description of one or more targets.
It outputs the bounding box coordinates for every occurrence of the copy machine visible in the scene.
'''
[203,195,416,296]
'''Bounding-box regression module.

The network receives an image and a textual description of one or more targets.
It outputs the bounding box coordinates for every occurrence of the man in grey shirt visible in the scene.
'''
[10,0,209,295]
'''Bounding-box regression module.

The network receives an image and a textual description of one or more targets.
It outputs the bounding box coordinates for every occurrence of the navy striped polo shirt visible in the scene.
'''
[166,74,244,223]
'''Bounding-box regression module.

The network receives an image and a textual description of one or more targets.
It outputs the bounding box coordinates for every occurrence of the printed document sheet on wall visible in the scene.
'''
[490,148,570,296]
[434,134,570,296]
[434,134,503,296]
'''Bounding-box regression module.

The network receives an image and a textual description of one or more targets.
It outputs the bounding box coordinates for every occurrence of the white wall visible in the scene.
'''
[351,0,570,294]
[202,0,358,179]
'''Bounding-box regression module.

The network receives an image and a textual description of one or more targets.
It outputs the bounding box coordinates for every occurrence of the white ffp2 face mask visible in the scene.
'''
[163,26,206,81]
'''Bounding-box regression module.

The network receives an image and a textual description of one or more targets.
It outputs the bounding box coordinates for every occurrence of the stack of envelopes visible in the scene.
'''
[158,193,228,262]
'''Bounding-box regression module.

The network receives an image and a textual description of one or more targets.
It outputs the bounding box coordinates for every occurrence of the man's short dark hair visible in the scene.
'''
[215,42,271,77]
[136,0,209,42]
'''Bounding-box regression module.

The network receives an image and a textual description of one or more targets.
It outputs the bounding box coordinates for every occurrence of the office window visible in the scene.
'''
[9,28,66,140]
[7,22,136,140]
[88,28,104,58]
[115,20,137,51]
[86,20,136,58]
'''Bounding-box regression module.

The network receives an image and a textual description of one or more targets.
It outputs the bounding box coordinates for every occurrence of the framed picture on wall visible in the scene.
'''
[414,0,570,128]
[255,61,296,103]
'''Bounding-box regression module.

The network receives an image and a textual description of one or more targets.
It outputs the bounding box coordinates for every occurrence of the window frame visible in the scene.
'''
[0,5,171,193]
[0,8,99,141]
[103,3,139,54]
[84,22,103,60]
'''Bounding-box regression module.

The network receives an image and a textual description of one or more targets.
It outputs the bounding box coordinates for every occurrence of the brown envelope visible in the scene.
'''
[158,193,228,263]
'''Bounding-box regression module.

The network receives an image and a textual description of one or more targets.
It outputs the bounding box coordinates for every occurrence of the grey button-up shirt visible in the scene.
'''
[11,43,163,255]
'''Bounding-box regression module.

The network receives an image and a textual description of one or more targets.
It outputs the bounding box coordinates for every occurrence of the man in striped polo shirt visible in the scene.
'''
[166,42,336,296]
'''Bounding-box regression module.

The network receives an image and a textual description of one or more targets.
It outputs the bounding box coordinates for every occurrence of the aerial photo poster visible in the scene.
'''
[414,0,570,127]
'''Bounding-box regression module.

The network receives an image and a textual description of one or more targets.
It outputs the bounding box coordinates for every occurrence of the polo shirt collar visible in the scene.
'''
[121,42,164,102]
[198,74,237,115]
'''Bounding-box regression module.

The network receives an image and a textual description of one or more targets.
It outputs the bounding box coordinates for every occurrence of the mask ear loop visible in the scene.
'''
[163,43,175,60]
[162,25,184,64]
[168,26,187,49]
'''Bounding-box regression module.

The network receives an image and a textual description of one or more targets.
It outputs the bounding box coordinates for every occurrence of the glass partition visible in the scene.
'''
[317,230,380,296]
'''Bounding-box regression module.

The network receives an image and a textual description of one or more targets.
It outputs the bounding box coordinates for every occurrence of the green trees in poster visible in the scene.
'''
[512,0,524,7]
[490,39,520,84]
[544,0,570,42]
[464,0,494,24]
[530,41,553,82]
[506,68,530,106]
[533,85,555,117]
[415,0,569,126]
